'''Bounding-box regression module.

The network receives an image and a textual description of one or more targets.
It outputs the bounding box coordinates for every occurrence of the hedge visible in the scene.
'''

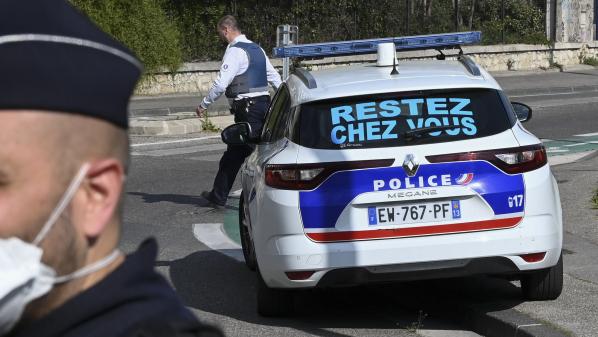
[71,0,182,74]
[72,0,548,72]
[163,0,548,63]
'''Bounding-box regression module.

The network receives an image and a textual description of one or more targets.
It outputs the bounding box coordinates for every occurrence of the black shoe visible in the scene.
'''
[200,191,225,209]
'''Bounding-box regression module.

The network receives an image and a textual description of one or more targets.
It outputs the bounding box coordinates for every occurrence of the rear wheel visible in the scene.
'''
[257,269,293,317]
[521,254,563,300]
[239,196,257,271]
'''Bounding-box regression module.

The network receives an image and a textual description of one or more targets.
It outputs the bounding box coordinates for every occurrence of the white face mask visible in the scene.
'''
[0,164,121,334]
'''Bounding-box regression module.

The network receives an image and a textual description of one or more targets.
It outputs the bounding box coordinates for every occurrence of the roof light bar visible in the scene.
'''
[273,31,481,59]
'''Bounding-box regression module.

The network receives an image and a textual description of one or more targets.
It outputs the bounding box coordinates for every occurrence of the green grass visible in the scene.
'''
[201,116,220,132]
[405,310,427,333]
[582,56,598,67]
[592,189,598,209]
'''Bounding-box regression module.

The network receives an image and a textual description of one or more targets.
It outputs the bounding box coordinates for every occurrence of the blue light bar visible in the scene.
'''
[273,31,481,58]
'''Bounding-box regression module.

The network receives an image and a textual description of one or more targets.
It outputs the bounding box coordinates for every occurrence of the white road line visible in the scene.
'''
[517,324,542,328]
[131,136,220,148]
[564,142,588,147]
[192,223,244,263]
[546,149,569,153]
[229,189,242,199]
[418,329,482,337]
[132,143,227,157]
[509,91,579,98]
[548,151,595,166]
[574,132,598,137]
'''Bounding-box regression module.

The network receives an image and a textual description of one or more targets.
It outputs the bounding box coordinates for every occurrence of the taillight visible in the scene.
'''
[285,271,316,280]
[426,144,547,174]
[519,252,546,263]
[265,159,394,190]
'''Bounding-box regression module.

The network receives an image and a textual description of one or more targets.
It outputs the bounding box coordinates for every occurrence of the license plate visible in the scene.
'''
[368,200,462,226]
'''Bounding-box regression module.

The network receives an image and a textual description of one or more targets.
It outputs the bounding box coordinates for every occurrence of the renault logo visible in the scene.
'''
[402,154,419,177]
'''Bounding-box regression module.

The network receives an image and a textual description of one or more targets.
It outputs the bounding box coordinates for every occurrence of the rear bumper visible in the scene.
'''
[256,214,562,288]
[253,165,562,289]
[317,256,519,287]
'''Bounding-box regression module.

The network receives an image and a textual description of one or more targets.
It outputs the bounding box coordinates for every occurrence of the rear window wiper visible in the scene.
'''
[403,125,459,142]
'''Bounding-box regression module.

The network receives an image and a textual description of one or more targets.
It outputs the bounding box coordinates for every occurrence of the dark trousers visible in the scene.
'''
[210,95,269,204]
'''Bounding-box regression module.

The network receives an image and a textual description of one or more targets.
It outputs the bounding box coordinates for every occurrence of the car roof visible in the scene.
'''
[286,60,502,107]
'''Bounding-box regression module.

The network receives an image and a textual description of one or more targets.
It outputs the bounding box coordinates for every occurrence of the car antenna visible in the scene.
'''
[390,51,399,75]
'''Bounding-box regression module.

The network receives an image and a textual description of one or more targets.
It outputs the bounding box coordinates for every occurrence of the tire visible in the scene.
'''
[239,195,257,271]
[521,253,563,301]
[257,269,293,317]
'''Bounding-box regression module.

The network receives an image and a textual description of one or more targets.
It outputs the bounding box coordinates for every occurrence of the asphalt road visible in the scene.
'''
[123,90,598,337]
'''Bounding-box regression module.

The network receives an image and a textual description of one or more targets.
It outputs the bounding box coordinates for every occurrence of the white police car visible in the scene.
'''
[222,32,563,316]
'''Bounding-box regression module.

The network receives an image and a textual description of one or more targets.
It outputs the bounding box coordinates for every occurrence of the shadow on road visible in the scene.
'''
[128,192,239,211]
[167,250,526,336]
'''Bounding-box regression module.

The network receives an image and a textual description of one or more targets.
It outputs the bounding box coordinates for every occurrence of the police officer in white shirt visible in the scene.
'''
[196,15,282,208]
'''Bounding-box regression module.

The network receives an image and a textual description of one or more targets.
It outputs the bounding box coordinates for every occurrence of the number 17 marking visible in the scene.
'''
[508,194,524,208]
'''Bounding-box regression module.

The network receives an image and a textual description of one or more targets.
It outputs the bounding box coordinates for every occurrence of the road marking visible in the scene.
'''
[509,91,579,98]
[419,329,482,337]
[131,136,220,148]
[229,189,242,199]
[192,223,244,263]
[132,143,227,157]
[564,142,588,147]
[548,151,595,166]
[517,324,543,328]
[575,132,598,137]
[546,149,569,153]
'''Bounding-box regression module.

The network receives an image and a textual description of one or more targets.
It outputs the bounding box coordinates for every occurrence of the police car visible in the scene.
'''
[222,32,563,316]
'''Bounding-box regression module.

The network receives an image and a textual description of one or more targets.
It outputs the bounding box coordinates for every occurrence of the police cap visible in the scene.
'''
[0,0,142,129]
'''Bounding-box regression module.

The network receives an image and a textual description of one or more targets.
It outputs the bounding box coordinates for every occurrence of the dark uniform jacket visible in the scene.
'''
[9,239,221,337]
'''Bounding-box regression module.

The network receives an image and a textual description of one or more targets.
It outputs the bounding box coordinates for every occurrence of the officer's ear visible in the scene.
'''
[73,159,125,241]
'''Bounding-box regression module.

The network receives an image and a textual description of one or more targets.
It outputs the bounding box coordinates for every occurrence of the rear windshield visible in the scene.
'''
[294,88,514,149]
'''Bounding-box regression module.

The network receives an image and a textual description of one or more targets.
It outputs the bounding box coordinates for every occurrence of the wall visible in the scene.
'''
[555,0,595,42]
[136,42,598,96]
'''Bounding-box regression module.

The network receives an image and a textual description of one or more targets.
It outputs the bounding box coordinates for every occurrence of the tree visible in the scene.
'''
[71,0,182,74]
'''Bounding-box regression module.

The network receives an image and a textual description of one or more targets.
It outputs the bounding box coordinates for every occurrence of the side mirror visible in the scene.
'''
[221,122,254,145]
[511,102,532,123]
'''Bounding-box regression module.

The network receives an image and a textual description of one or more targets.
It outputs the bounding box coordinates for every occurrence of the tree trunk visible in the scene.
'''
[469,0,475,30]
[426,0,433,17]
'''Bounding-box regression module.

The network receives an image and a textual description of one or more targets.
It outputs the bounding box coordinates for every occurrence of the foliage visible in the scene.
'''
[201,114,220,132]
[162,0,549,62]
[71,0,182,74]
[582,56,598,67]
[592,189,598,209]
[476,0,549,45]
[72,0,550,67]
[406,309,428,333]
[162,0,227,62]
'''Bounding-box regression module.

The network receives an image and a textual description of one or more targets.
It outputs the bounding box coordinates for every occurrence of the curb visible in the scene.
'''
[130,114,234,136]
[506,84,598,97]
[465,306,569,337]
[130,104,231,119]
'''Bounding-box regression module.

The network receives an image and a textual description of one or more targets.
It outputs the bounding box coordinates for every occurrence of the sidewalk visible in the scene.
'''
[129,66,598,136]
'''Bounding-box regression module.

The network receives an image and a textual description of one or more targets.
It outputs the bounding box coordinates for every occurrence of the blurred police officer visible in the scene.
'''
[196,15,282,208]
[0,1,221,336]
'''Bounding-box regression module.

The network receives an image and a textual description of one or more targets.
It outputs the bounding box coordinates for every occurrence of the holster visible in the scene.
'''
[231,98,253,123]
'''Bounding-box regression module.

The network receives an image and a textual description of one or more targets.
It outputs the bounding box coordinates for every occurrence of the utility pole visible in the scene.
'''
[276,25,298,80]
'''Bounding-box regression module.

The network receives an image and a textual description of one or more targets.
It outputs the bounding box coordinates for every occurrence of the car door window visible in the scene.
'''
[261,85,290,143]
